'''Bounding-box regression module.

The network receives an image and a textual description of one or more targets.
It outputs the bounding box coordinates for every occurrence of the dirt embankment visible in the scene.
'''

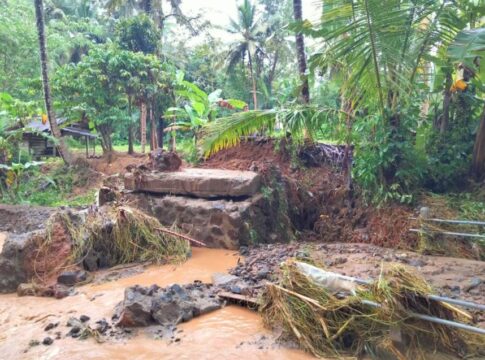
[87,152,148,176]
[0,205,55,233]
[201,139,416,250]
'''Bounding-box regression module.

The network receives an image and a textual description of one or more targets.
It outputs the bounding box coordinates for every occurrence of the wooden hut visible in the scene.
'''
[22,118,97,159]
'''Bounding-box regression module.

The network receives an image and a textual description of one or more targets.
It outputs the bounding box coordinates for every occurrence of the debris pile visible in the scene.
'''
[261,260,485,359]
[68,205,191,266]
[0,204,192,296]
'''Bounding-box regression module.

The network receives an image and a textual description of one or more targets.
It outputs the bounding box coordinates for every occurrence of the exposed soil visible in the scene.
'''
[202,139,416,248]
[88,152,148,176]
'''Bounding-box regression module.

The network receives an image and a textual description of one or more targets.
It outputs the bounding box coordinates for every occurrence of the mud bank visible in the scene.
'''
[0,243,311,360]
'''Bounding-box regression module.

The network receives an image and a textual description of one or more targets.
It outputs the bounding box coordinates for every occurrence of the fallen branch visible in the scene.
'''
[156,227,207,247]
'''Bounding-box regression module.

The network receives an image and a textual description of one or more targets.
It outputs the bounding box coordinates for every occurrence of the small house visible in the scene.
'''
[21,118,97,159]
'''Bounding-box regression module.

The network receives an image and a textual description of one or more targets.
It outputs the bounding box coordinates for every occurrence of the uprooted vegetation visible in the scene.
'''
[261,260,485,359]
[9,205,191,293]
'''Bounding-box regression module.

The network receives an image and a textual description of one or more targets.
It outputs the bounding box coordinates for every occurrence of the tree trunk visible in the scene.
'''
[440,71,452,133]
[157,116,164,149]
[34,0,71,164]
[143,0,152,13]
[128,97,134,154]
[293,0,310,104]
[97,124,113,154]
[140,101,147,153]
[128,124,134,154]
[247,51,258,110]
[341,95,353,191]
[150,105,157,150]
[471,103,485,180]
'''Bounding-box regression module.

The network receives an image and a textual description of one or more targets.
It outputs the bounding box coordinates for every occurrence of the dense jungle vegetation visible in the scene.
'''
[1,0,485,205]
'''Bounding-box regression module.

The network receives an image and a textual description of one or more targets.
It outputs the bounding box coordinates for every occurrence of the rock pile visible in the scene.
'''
[114,282,221,327]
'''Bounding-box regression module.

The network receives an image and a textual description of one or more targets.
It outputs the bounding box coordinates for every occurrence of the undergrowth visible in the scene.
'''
[1,158,98,207]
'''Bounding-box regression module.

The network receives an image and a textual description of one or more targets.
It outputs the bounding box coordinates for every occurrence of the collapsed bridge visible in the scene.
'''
[122,167,293,249]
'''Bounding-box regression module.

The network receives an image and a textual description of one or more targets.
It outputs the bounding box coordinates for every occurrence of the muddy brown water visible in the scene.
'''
[0,233,312,360]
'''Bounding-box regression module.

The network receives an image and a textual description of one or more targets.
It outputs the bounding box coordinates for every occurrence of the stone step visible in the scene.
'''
[124,168,261,198]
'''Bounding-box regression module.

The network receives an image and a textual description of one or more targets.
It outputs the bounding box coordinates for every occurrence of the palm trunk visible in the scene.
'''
[150,105,157,150]
[471,103,485,180]
[128,124,134,154]
[128,97,134,154]
[341,95,353,191]
[157,116,164,149]
[140,101,147,153]
[247,51,258,110]
[143,0,152,13]
[34,0,71,164]
[293,0,310,104]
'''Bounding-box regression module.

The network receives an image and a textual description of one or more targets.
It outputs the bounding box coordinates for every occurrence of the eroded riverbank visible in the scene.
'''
[0,236,311,360]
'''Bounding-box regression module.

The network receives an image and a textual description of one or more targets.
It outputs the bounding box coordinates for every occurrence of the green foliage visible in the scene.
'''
[0,0,39,99]
[115,14,159,54]
[54,43,169,152]
[448,28,485,75]
[166,71,247,150]
[200,106,340,157]
[0,159,97,206]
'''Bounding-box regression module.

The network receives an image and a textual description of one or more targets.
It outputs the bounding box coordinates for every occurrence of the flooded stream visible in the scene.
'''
[0,233,312,360]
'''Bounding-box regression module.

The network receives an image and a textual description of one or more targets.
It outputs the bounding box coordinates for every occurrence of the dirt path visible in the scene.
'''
[0,248,311,360]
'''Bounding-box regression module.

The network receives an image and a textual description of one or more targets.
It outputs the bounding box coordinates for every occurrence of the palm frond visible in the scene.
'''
[200,106,341,157]
[307,0,453,116]
[200,109,276,157]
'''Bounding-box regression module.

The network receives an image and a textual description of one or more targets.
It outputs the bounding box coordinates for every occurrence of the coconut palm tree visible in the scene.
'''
[34,0,71,164]
[292,0,309,104]
[226,0,265,110]
[200,1,467,156]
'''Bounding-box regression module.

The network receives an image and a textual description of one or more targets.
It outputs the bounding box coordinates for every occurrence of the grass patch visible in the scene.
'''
[70,206,191,265]
[44,206,190,270]
[1,158,99,207]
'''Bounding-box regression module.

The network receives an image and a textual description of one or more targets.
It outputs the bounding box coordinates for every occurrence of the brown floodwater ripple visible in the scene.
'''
[0,237,312,360]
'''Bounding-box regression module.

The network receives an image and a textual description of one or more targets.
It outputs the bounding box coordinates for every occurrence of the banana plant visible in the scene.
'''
[0,161,44,202]
[165,71,247,145]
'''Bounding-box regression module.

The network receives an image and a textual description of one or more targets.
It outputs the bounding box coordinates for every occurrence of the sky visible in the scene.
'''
[180,0,320,25]
[178,0,321,43]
